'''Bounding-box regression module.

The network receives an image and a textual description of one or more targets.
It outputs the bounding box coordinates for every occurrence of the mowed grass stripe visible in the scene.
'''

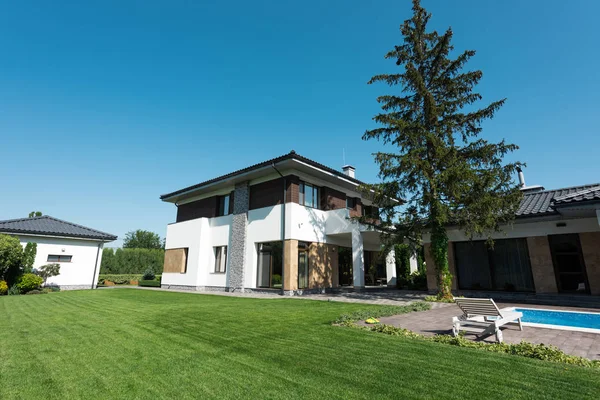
[1,289,599,399]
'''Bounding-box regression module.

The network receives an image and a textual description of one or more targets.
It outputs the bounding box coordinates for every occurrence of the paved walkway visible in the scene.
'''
[374,303,600,360]
[111,286,429,306]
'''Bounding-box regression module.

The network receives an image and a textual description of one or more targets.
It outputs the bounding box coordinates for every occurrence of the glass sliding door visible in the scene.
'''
[257,241,284,288]
[549,234,590,293]
[257,244,272,288]
[298,244,308,289]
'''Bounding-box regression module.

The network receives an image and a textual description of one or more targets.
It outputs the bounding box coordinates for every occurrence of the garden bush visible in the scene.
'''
[271,274,282,286]
[333,302,431,325]
[397,271,427,290]
[0,234,24,285]
[25,289,45,295]
[142,268,156,281]
[0,280,7,295]
[98,274,161,285]
[138,280,161,287]
[100,248,164,275]
[17,273,43,293]
[8,285,20,295]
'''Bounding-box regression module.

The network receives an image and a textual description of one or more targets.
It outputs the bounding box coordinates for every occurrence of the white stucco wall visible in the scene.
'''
[163,202,385,289]
[17,235,103,289]
[162,218,207,287]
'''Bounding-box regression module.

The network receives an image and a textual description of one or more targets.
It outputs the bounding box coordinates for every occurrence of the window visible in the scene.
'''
[362,205,379,219]
[346,197,356,209]
[299,182,319,209]
[164,248,188,273]
[214,246,227,273]
[454,238,534,292]
[217,194,230,216]
[47,255,72,263]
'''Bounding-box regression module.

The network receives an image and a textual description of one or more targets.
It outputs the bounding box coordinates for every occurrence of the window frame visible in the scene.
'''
[47,254,72,263]
[299,181,319,209]
[217,194,231,217]
[213,246,227,273]
[346,197,355,209]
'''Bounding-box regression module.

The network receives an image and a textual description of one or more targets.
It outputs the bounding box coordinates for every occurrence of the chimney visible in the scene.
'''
[516,166,526,188]
[342,165,355,178]
[516,166,545,193]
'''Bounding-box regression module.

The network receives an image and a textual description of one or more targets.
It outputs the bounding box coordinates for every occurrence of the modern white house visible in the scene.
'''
[0,216,117,289]
[160,151,399,294]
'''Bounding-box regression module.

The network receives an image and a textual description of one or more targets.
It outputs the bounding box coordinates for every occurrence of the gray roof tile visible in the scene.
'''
[0,216,117,241]
[516,184,600,217]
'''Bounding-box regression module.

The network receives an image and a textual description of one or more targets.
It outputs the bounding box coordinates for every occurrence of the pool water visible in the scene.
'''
[515,308,600,330]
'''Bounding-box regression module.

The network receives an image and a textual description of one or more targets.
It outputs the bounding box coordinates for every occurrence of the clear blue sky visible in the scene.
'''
[1,0,599,246]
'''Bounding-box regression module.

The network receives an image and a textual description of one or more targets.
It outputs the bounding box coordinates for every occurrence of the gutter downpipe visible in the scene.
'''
[91,242,102,289]
[271,163,286,294]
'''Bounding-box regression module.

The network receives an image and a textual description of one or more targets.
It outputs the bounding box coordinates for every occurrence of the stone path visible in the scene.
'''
[374,303,600,360]
[109,286,429,306]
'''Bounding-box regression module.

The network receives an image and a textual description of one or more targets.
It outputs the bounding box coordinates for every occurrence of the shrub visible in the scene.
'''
[36,263,61,285]
[0,234,24,285]
[25,289,45,295]
[0,280,7,295]
[17,273,43,293]
[397,271,427,290]
[8,285,20,295]
[138,280,161,287]
[22,242,37,273]
[142,268,156,281]
[271,274,282,286]
[333,302,431,325]
[99,274,161,285]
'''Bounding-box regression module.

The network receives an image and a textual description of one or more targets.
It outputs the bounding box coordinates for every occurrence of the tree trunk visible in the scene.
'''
[430,204,452,300]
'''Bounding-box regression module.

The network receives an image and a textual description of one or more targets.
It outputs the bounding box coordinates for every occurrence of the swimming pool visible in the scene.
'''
[514,308,600,333]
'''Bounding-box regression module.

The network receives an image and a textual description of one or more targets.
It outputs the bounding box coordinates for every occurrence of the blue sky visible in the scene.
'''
[1,0,598,246]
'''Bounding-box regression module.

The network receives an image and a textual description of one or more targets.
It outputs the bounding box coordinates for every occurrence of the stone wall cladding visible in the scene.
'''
[59,285,93,290]
[527,236,558,293]
[228,182,249,291]
[424,243,457,291]
[579,232,600,295]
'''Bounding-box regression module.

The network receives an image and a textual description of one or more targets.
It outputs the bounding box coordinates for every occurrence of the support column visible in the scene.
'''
[283,239,298,295]
[579,232,600,296]
[385,249,396,288]
[352,229,365,288]
[409,253,418,274]
[228,182,249,292]
[527,236,558,293]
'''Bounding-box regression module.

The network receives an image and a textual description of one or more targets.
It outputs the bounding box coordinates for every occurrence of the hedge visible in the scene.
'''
[100,248,164,275]
[138,280,161,287]
[98,274,162,285]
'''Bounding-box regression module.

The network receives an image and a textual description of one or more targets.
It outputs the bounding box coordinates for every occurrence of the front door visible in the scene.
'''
[548,234,590,293]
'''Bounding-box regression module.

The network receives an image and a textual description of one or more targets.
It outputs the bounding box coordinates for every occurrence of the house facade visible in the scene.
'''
[424,183,600,296]
[0,216,117,289]
[160,151,398,294]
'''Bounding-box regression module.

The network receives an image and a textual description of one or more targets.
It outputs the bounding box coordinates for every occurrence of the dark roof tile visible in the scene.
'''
[0,216,117,241]
[516,183,600,217]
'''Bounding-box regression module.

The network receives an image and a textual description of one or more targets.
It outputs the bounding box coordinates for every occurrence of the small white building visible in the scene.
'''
[0,216,117,289]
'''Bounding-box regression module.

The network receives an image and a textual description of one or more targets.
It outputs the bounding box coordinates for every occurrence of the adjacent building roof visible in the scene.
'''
[160,150,367,200]
[0,216,117,241]
[516,184,600,218]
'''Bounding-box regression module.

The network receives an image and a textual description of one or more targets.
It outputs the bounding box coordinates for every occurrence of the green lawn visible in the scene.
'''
[1,289,598,399]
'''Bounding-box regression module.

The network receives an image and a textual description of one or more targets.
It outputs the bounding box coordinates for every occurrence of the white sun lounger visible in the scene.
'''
[452,297,523,343]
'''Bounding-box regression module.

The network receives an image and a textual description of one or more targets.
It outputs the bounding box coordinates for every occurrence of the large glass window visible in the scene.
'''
[299,182,319,209]
[217,194,230,216]
[214,246,227,273]
[298,242,308,289]
[257,242,283,288]
[454,238,534,292]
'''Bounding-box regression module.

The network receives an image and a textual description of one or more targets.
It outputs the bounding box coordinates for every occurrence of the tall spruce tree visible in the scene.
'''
[364,0,523,299]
